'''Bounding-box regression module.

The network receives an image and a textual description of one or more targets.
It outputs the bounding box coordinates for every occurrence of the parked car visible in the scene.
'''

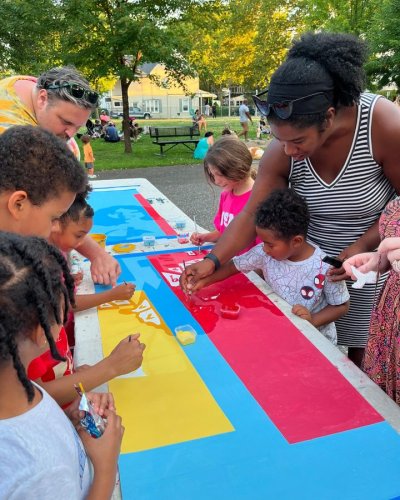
[130,107,152,120]
[110,107,152,120]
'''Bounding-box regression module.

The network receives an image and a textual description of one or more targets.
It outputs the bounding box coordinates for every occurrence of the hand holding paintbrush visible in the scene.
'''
[192,215,201,254]
[182,260,192,301]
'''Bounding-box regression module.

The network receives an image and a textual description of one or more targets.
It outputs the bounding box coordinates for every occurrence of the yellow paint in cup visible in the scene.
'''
[90,233,107,248]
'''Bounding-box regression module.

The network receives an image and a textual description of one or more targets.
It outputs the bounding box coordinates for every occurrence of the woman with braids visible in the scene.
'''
[0,232,123,499]
[181,32,400,367]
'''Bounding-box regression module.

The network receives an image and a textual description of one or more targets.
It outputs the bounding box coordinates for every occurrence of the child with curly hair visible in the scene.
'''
[193,188,350,344]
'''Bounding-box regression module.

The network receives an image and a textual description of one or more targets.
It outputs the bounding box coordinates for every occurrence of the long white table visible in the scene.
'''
[74,178,400,500]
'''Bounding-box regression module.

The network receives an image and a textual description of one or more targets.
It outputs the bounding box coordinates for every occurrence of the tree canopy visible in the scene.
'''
[0,0,399,153]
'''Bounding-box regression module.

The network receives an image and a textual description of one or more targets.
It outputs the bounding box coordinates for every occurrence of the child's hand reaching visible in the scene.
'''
[188,276,211,293]
[190,232,208,246]
[106,333,146,376]
[109,282,135,301]
[292,304,313,324]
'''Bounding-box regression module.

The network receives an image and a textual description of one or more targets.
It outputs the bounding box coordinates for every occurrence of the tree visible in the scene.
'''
[295,0,379,36]
[59,0,197,153]
[0,0,61,75]
[366,0,400,89]
[182,0,297,96]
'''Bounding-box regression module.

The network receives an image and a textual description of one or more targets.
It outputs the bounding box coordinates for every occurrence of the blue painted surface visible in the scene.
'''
[107,252,400,500]
[89,188,173,244]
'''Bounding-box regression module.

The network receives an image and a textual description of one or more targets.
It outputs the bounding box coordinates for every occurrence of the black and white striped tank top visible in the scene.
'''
[289,93,395,256]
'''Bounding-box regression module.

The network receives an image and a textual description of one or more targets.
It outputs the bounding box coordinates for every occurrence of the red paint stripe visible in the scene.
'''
[134,193,177,236]
[149,251,383,443]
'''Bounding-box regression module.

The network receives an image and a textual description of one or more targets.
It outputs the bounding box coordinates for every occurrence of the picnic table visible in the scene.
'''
[150,126,200,155]
[74,178,400,500]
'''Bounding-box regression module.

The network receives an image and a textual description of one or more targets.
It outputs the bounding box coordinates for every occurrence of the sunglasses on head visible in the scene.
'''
[44,81,99,105]
[252,90,327,120]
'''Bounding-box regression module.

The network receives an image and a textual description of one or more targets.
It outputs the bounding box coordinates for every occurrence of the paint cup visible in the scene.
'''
[220,303,241,320]
[175,220,186,230]
[143,235,156,247]
[112,243,136,254]
[90,233,107,248]
[177,232,190,244]
[174,324,197,345]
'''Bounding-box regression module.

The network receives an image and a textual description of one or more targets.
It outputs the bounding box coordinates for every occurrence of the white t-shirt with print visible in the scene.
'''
[233,244,350,344]
[0,383,91,500]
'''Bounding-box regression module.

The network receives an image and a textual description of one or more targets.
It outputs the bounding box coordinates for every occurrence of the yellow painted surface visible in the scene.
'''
[98,290,234,453]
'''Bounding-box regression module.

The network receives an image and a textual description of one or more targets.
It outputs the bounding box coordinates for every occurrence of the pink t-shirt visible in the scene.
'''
[213,190,259,254]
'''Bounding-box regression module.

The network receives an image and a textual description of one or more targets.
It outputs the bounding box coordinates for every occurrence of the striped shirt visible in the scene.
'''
[289,93,395,346]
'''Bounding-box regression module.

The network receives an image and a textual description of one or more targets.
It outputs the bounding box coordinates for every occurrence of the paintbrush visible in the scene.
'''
[193,215,200,255]
[182,260,192,303]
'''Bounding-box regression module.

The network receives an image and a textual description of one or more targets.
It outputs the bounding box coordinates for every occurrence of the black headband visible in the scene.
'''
[265,82,334,115]
[267,80,334,100]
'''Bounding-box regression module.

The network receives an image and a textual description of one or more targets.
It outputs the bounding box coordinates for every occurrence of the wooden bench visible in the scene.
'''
[150,126,200,155]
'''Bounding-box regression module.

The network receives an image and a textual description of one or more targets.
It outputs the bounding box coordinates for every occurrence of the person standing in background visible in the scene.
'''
[81,135,96,179]
[237,98,253,141]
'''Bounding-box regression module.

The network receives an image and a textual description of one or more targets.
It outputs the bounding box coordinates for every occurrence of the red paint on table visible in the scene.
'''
[149,251,383,443]
[134,193,177,236]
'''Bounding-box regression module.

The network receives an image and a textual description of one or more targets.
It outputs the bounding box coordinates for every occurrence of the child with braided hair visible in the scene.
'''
[0,232,123,499]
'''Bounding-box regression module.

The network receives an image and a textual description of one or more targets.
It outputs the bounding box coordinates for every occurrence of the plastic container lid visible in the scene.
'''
[177,232,190,244]
[174,324,197,345]
[143,235,156,246]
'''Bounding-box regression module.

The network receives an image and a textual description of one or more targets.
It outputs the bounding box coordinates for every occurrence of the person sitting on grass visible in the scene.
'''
[104,122,120,142]
[191,188,350,344]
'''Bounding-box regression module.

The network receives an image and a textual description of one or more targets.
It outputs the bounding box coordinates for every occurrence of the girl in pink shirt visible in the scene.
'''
[191,136,259,254]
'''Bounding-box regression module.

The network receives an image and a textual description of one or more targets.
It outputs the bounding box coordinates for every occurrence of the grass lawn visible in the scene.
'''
[78,117,267,171]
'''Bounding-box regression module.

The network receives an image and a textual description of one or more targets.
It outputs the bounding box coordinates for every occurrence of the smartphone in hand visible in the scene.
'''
[322,255,343,269]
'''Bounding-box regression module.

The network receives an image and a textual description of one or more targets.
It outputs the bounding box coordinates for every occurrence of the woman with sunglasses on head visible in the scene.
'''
[0,66,121,288]
[181,32,400,367]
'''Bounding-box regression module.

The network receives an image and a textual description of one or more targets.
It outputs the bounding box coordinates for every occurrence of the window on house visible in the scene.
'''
[180,98,190,112]
[114,101,122,107]
[143,100,160,113]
